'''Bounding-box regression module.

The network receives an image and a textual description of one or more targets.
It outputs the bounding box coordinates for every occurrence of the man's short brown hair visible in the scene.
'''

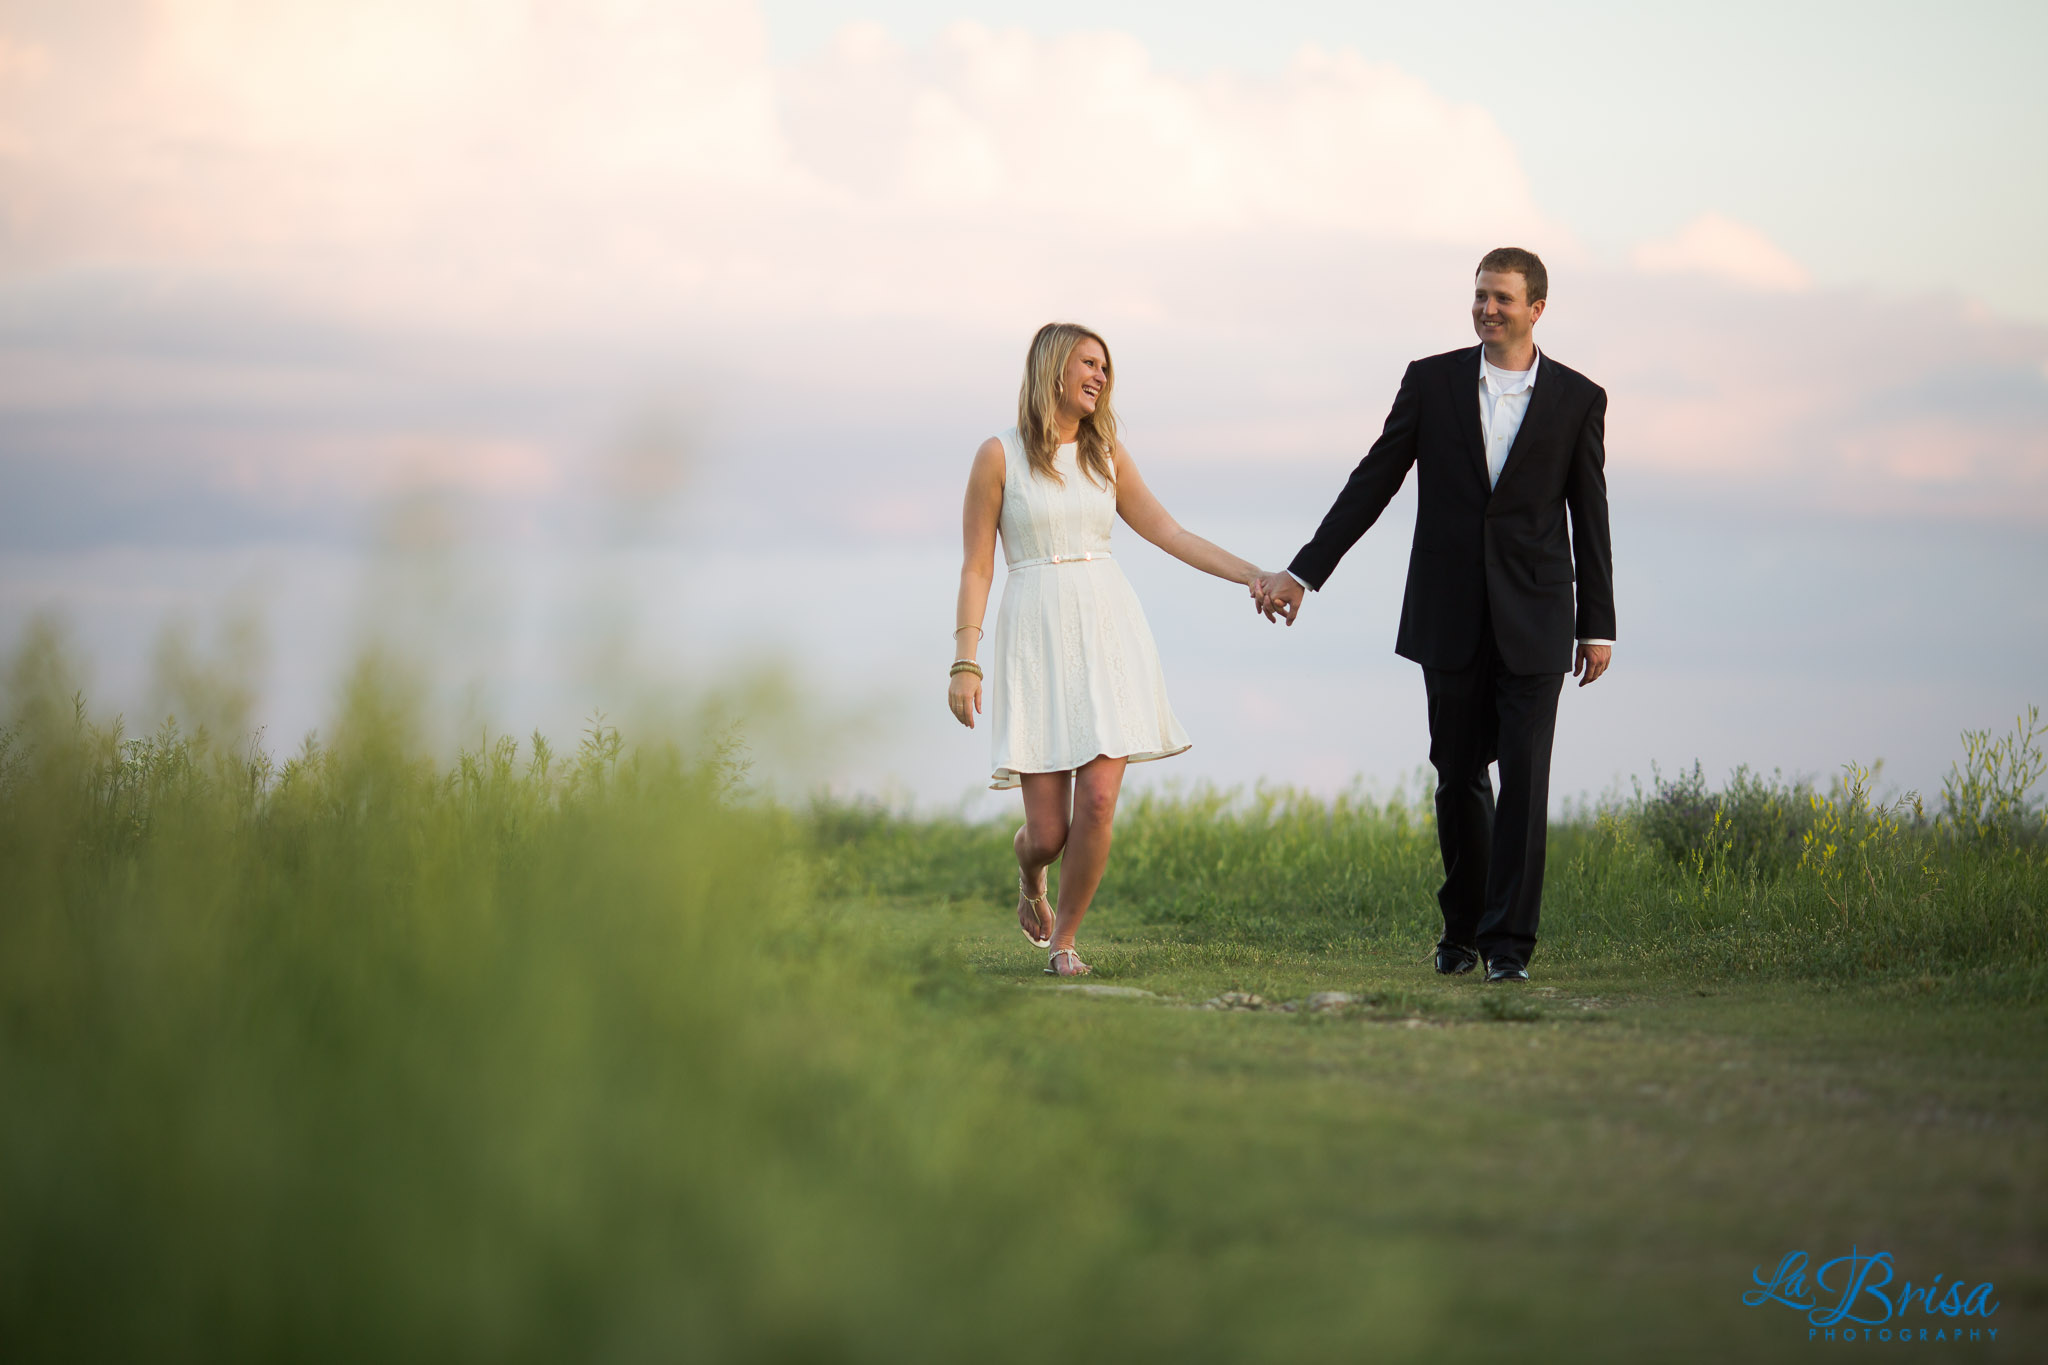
[1476,247,1547,304]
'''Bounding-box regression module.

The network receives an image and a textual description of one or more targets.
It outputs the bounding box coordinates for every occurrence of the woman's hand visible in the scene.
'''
[951,439,1002,733]
[1255,570,1304,624]
[948,670,982,728]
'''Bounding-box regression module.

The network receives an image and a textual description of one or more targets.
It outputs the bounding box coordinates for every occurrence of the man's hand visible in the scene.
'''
[1254,571,1305,625]
[1572,643,1611,687]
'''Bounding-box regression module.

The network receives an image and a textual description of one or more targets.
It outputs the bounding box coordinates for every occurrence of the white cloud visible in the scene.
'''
[1,5,2042,525]
[0,5,1557,331]
[1630,213,1812,292]
[0,0,791,325]
[783,25,1550,241]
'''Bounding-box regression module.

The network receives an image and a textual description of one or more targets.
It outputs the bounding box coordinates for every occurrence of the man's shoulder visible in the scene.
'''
[1401,346,1606,398]
[1411,345,1480,374]
[1537,353,1604,398]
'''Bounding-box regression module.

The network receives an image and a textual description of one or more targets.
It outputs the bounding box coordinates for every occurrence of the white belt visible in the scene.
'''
[1007,550,1111,570]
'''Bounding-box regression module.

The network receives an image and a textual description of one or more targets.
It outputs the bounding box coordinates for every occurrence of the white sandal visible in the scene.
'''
[1044,946,1091,977]
[1018,872,1053,949]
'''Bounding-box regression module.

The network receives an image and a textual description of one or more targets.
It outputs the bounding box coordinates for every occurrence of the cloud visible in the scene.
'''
[1630,213,1812,292]
[0,4,1558,331]
[0,0,788,326]
[0,4,2043,546]
[0,32,48,82]
[782,24,1550,242]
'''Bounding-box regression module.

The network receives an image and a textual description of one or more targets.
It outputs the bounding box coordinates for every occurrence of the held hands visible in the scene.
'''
[1251,570,1305,625]
[1573,643,1611,687]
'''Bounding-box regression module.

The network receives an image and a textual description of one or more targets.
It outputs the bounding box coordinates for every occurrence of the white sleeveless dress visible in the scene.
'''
[987,427,1191,790]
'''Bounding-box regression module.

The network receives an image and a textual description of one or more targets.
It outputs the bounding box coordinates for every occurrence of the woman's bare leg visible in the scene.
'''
[1047,754,1128,956]
[1016,772,1071,942]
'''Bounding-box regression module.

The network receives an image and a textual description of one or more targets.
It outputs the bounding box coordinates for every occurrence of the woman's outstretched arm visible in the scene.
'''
[948,437,1005,729]
[1112,441,1262,589]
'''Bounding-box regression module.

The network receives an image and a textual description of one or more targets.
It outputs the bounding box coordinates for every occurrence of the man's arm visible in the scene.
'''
[1566,386,1615,682]
[1286,360,1425,592]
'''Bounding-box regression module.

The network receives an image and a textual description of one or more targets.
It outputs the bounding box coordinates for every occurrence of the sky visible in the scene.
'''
[1,0,2044,815]
[766,0,2048,319]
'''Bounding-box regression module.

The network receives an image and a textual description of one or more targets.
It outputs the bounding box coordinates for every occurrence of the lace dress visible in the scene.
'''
[987,427,1191,790]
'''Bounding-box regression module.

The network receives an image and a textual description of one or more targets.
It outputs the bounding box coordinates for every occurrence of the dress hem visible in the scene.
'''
[988,741,1192,791]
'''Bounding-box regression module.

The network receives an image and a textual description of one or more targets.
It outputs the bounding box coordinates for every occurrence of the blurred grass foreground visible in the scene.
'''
[3,619,2045,1361]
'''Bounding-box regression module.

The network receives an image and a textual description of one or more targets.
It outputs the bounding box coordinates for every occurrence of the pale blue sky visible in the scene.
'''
[764,0,2048,319]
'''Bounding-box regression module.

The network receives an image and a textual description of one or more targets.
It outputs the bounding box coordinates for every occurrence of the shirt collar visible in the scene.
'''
[1480,346,1540,396]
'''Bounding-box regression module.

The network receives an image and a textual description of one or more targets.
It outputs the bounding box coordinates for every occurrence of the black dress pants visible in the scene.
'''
[1423,624,1565,967]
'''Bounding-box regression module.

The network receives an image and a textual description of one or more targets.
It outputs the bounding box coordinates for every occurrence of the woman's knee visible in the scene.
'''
[1072,784,1119,828]
[1025,819,1069,860]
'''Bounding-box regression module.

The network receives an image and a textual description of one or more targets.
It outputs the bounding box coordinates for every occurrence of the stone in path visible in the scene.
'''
[1049,983,1157,1000]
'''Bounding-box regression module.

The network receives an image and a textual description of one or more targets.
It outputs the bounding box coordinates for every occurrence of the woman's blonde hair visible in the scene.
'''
[1017,322,1117,488]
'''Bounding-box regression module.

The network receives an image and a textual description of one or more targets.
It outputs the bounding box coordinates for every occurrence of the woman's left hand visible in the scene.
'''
[948,670,982,729]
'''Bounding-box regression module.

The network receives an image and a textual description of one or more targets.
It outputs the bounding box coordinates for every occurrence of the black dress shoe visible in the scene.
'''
[1434,943,1479,975]
[1484,961,1530,983]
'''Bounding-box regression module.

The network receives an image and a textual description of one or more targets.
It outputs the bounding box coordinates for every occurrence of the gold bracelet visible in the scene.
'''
[953,625,983,638]
[949,660,983,679]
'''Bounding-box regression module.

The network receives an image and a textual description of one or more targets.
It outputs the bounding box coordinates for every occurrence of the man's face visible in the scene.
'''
[1472,270,1545,349]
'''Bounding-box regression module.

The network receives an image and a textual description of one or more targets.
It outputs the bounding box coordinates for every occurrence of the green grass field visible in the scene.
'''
[3,629,2043,1361]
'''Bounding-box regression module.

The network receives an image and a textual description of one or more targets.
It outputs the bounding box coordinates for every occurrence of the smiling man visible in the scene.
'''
[1256,248,1615,983]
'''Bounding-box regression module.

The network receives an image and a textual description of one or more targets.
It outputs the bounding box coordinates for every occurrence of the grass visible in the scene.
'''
[887,897,2047,1356]
[3,625,2043,1361]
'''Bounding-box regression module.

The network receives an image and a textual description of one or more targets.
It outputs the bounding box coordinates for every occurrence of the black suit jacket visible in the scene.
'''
[1287,345,1615,676]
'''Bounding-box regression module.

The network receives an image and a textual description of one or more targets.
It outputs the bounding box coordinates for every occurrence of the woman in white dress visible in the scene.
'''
[947,323,1268,976]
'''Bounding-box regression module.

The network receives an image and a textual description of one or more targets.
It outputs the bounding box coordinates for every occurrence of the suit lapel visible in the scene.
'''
[1493,362,1561,494]
[1450,346,1487,486]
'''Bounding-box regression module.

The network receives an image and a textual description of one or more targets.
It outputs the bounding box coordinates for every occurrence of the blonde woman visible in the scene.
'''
[948,323,1267,976]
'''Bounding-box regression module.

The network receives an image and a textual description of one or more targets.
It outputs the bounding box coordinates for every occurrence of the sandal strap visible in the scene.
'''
[1047,946,1090,976]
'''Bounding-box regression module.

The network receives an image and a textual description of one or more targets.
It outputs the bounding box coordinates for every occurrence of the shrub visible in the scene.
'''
[1636,762,1814,878]
[1941,705,2048,848]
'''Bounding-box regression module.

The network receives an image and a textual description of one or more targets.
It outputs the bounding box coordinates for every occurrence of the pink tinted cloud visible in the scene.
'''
[1563,270,2048,519]
[1631,214,1813,293]
[217,434,559,503]
[0,6,2041,526]
[0,5,1559,324]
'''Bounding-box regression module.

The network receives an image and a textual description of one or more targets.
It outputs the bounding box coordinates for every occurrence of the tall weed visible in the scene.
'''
[0,639,1246,1361]
[813,716,2046,986]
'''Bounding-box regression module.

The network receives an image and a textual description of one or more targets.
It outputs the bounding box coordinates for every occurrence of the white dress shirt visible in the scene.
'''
[1280,346,1612,651]
[1480,348,1538,488]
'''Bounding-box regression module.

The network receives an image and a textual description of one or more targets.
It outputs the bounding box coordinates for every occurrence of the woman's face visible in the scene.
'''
[1059,339,1109,417]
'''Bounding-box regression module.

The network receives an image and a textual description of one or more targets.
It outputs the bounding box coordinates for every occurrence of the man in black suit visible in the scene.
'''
[1255,248,1614,983]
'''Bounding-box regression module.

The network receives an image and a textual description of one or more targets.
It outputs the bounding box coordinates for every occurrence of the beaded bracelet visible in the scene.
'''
[949,660,983,679]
